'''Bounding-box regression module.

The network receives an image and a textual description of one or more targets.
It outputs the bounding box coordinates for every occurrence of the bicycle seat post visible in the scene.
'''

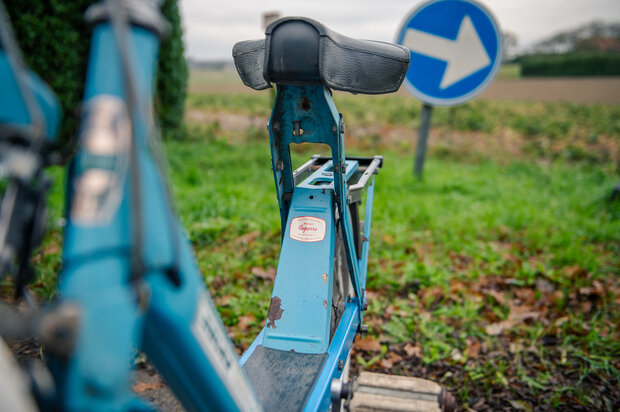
[268,82,365,303]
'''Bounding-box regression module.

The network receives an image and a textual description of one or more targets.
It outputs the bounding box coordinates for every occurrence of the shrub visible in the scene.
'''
[518,53,620,77]
[4,0,187,143]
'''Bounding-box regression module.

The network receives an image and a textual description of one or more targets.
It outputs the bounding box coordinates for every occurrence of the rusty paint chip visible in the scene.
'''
[323,299,327,308]
[266,296,284,329]
[322,273,328,285]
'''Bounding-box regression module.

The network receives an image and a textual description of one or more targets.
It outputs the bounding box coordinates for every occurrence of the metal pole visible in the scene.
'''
[414,103,433,179]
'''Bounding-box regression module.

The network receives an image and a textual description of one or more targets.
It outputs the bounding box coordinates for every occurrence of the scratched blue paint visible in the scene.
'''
[263,85,366,354]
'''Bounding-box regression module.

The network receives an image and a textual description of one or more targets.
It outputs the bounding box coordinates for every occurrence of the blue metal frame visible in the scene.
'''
[239,83,380,409]
[267,85,366,317]
[304,300,360,411]
[54,15,260,412]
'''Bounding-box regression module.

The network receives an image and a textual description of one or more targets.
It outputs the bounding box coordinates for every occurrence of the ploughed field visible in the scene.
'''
[189,69,620,105]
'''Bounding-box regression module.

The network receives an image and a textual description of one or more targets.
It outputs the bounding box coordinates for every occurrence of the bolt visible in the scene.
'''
[360,324,369,335]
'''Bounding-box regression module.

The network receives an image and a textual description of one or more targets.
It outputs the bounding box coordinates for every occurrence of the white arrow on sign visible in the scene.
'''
[403,15,491,89]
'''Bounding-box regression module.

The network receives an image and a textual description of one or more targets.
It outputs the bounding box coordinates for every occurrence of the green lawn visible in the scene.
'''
[168,134,619,409]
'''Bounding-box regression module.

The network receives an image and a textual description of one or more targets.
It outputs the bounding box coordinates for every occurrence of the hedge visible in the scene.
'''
[3,0,187,142]
[519,53,620,77]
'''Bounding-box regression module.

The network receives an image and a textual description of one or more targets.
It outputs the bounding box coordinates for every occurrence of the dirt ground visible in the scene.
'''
[189,76,620,105]
[479,77,620,105]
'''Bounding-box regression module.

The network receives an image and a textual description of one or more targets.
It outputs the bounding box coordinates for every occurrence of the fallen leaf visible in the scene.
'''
[485,320,515,336]
[563,265,589,280]
[384,305,398,319]
[214,294,233,306]
[508,400,533,411]
[354,337,382,352]
[466,339,482,358]
[592,280,605,295]
[238,314,256,331]
[581,300,592,314]
[514,288,535,305]
[420,286,443,304]
[451,348,464,362]
[365,316,383,329]
[487,289,507,305]
[236,230,261,244]
[450,280,465,293]
[509,342,523,354]
[487,306,539,332]
[535,278,554,294]
[133,382,165,393]
[366,290,383,299]
[508,305,539,322]
[379,351,403,368]
[403,343,422,358]
[448,252,473,271]
[250,267,276,281]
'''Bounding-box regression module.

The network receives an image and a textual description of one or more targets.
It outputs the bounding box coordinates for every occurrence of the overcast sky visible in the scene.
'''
[179,0,620,61]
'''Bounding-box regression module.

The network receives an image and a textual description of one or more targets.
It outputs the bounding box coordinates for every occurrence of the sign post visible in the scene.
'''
[396,0,502,178]
[414,103,433,177]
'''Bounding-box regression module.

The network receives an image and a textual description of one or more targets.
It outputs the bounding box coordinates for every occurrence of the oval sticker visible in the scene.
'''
[289,216,326,243]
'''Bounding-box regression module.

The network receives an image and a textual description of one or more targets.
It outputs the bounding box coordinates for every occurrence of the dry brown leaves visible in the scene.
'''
[250,266,276,281]
[354,337,382,352]
[237,313,256,332]
[403,343,423,358]
[379,351,403,369]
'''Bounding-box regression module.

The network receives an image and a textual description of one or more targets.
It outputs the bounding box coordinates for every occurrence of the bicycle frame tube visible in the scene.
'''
[267,85,365,317]
[54,7,259,412]
[240,84,378,409]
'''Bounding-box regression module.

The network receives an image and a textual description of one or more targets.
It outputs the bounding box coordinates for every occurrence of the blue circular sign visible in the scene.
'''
[396,0,502,106]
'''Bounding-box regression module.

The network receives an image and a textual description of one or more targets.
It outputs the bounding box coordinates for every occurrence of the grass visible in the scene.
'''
[189,69,244,87]
[498,63,521,80]
[6,92,620,410]
[164,132,619,410]
[188,93,620,169]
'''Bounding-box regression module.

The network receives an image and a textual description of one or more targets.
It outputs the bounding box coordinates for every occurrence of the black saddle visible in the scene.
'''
[232,17,410,95]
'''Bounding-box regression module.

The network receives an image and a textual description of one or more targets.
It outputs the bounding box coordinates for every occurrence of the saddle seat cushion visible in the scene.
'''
[233,17,410,95]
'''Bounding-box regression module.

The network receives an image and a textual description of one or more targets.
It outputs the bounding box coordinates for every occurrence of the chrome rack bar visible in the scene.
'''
[293,154,322,185]
[347,156,383,204]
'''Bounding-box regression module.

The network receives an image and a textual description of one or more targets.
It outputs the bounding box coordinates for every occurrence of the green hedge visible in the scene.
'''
[519,53,620,77]
[4,0,187,142]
